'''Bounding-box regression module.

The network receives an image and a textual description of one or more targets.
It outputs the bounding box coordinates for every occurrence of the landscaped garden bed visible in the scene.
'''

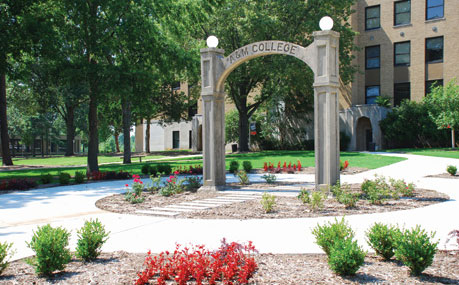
[1,250,457,284]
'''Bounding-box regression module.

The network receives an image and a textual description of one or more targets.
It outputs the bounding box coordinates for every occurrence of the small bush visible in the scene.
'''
[237,170,249,185]
[149,165,158,176]
[261,173,277,184]
[328,238,366,276]
[366,223,401,260]
[331,182,359,208]
[157,164,172,175]
[39,173,53,184]
[149,174,162,193]
[310,190,326,211]
[242,161,252,173]
[184,176,202,192]
[26,224,71,276]
[229,161,239,174]
[395,226,438,276]
[389,178,415,198]
[261,193,276,213]
[361,176,390,205]
[312,217,355,256]
[0,241,13,275]
[297,188,311,204]
[0,178,37,191]
[447,165,457,176]
[141,164,150,175]
[76,219,110,262]
[74,171,85,184]
[58,172,71,185]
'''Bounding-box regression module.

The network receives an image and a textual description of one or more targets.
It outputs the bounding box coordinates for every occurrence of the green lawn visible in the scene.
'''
[383,148,459,159]
[0,150,405,181]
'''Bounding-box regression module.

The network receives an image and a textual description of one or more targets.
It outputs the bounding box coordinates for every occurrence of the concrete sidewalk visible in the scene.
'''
[1,153,458,261]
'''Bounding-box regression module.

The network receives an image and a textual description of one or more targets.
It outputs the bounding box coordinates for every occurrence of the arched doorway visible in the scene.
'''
[356,117,373,151]
[200,31,341,190]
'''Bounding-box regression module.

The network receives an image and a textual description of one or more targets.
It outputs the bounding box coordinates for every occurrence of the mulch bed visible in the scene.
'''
[426,173,459,179]
[96,185,449,219]
[1,251,457,284]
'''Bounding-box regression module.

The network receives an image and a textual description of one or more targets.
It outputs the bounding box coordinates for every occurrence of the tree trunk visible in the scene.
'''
[41,136,44,158]
[145,118,150,153]
[0,73,13,165]
[238,105,249,152]
[114,131,120,153]
[122,97,131,164]
[65,105,75,156]
[452,129,456,150]
[87,90,99,172]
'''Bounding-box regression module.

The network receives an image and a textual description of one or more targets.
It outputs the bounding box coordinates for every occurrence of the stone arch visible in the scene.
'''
[355,117,373,151]
[200,31,341,191]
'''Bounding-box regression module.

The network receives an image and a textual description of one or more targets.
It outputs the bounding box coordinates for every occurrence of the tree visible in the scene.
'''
[425,79,459,149]
[204,0,357,151]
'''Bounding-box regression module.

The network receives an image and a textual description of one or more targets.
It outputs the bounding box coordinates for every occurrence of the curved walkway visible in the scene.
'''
[1,153,458,261]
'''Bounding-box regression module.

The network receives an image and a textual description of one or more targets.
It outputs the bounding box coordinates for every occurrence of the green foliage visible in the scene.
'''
[237,170,250,185]
[261,173,277,184]
[141,164,150,175]
[328,238,366,276]
[74,171,85,184]
[39,173,53,184]
[149,165,158,176]
[157,164,172,175]
[361,175,391,204]
[0,241,14,275]
[424,78,459,149]
[297,188,311,204]
[395,226,438,276]
[58,172,71,185]
[260,193,276,213]
[312,217,355,256]
[376,95,392,108]
[76,219,110,262]
[389,178,415,197]
[366,223,401,260]
[124,191,145,203]
[447,165,457,176]
[229,161,239,174]
[26,224,71,276]
[331,181,359,208]
[183,176,202,192]
[310,190,326,211]
[242,161,252,173]
[149,174,162,193]
[380,100,450,148]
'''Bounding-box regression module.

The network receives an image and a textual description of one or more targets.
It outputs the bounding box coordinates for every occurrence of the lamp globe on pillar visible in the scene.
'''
[319,16,334,31]
[206,36,219,48]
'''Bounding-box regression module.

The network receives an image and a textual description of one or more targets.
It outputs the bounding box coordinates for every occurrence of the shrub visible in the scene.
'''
[375,95,392,108]
[159,174,184,196]
[26,224,71,276]
[366,223,401,260]
[74,171,85,184]
[328,238,366,276]
[297,188,311,204]
[39,173,53,184]
[242,161,252,173]
[331,182,359,208]
[361,176,390,205]
[312,217,355,256]
[395,226,438,276]
[229,160,239,174]
[237,170,249,185]
[87,170,107,181]
[184,176,202,192]
[0,241,13,275]
[141,164,150,175]
[261,173,277,184]
[310,190,326,211]
[447,165,457,176]
[0,178,37,191]
[136,239,257,285]
[389,178,415,198]
[58,172,71,185]
[149,165,158,176]
[76,219,110,262]
[157,164,172,175]
[261,193,276,213]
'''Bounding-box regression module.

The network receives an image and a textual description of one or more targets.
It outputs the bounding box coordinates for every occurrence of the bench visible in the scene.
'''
[120,154,147,163]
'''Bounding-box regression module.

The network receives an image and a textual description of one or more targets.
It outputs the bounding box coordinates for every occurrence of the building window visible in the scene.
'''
[394,41,410,66]
[365,5,380,30]
[426,37,443,63]
[172,81,181,91]
[394,1,411,26]
[426,0,444,20]
[366,46,380,69]
[366,86,380,104]
[189,130,192,149]
[394,83,410,106]
[172,131,180,149]
[425,79,443,95]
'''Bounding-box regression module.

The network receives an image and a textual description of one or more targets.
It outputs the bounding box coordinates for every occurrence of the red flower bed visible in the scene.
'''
[263,161,302,174]
[175,165,203,175]
[0,178,37,191]
[136,239,258,285]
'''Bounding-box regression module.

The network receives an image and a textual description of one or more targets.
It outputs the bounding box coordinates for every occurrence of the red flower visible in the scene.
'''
[125,184,129,187]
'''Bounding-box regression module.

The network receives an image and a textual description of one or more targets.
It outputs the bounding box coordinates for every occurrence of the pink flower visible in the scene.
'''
[169,175,174,179]
[174,170,179,175]
[140,181,143,184]
[125,184,129,187]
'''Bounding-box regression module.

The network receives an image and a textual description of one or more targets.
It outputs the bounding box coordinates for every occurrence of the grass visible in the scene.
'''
[383,148,459,159]
[0,151,405,181]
